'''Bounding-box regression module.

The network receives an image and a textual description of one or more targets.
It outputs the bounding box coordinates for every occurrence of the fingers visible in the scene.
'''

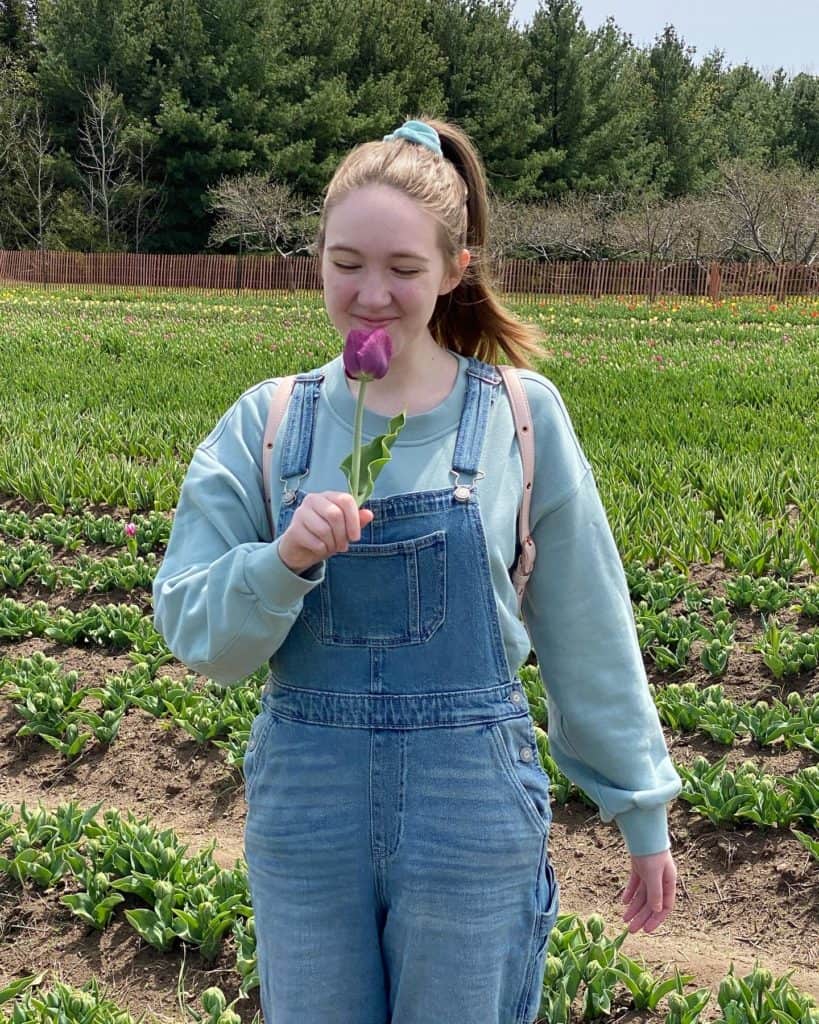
[625,900,654,934]
[621,864,677,934]
[302,493,364,554]
[623,884,663,934]
[622,879,645,924]
[663,862,678,914]
[299,512,333,557]
[303,501,348,552]
[646,873,664,916]
[621,873,639,904]
[630,902,671,934]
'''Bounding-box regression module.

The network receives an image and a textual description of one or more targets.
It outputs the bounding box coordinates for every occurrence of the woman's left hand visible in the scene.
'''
[620,848,677,934]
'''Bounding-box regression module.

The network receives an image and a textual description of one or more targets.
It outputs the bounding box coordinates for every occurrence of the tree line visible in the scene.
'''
[1,0,817,261]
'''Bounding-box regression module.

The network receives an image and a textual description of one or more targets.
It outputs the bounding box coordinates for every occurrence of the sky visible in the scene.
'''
[511,0,818,77]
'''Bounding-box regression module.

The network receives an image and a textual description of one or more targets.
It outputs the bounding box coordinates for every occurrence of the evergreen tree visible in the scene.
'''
[0,0,31,57]
[573,17,654,194]
[35,0,289,251]
[715,62,782,165]
[264,0,446,196]
[787,73,819,168]
[525,0,589,196]
[767,67,798,167]
[425,0,542,199]
[637,25,708,195]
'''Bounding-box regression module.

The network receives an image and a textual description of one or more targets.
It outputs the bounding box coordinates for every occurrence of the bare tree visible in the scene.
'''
[608,193,703,260]
[2,99,60,249]
[667,194,735,263]
[486,193,531,263]
[119,120,167,252]
[205,173,319,256]
[512,193,622,261]
[75,73,136,249]
[715,160,819,265]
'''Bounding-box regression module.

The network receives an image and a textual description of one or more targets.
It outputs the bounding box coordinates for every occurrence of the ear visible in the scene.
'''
[439,248,471,296]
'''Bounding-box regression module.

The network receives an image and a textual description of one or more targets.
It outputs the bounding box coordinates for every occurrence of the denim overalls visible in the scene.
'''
[243,355,560,1024]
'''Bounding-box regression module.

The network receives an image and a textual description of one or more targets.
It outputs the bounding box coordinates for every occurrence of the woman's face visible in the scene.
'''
[321,184,469,361]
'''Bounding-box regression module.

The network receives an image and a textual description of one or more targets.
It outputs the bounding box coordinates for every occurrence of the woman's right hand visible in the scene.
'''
[278,491,374,575]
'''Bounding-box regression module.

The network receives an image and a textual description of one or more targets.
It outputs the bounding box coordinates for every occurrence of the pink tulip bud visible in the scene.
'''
[124,523,137,537]
[343,327,393,382]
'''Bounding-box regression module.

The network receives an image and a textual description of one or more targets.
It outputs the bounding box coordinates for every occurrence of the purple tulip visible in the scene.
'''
[343,327,393,382]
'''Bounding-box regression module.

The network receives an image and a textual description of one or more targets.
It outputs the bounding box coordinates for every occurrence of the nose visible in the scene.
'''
[356,270,393,310]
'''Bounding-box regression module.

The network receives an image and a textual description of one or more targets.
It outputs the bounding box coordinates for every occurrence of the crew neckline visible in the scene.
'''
[323,351,470,445]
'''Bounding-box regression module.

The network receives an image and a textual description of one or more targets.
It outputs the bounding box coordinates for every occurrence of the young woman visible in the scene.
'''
[153,116,681,1024]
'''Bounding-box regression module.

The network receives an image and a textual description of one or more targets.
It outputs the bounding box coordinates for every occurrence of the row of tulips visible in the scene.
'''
[0,654,262,770]
[0,540,157,593]
[626,563,819,619]
[0,799,257,986]
[0,597,173,676]
[4,955,816,1024]
[635,604,819,677]
[648,682,819,752]
[3,653,817,850]
[3,796,816,1024]
[3,510,818,622]
[0,976,252,1024]
[0,508,170,552]
[3,549,818,687]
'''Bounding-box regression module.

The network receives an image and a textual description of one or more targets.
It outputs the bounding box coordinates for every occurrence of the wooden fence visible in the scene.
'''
[1,249,818,301]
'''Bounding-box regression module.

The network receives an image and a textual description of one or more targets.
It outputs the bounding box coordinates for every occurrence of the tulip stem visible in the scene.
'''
[351,381,367,505]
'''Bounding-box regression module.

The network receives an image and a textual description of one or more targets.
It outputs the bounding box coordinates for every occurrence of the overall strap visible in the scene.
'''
[260,366,537,610]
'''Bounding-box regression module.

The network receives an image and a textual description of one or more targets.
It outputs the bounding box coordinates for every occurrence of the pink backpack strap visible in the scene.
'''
[262,376,297,540]
[261,366,536,610]
[498,365,536,613]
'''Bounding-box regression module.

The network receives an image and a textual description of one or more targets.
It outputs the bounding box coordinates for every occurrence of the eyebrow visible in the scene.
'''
[327,245,430,263]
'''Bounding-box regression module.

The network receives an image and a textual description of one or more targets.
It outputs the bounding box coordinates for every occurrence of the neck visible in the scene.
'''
[346,344,459,416]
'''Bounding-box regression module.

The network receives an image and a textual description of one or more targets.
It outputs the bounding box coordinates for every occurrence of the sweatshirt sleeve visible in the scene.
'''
[152,380,326,686]
[519,376,682,857]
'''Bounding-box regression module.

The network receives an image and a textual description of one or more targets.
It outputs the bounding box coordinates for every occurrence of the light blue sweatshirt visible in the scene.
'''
[152,350,682,856]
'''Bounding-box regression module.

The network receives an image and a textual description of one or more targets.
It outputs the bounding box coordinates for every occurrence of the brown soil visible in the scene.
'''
[0,547,817,1022]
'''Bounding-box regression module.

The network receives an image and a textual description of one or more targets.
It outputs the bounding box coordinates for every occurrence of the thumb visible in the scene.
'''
[359,508,374,525]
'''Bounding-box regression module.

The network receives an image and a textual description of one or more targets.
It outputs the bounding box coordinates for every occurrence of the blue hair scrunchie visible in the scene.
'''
[382,119,442,156]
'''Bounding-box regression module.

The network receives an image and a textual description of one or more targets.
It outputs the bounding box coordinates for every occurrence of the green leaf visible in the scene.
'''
[124,908,176,951]
[0,973,46,1006]
[339,412,406,506]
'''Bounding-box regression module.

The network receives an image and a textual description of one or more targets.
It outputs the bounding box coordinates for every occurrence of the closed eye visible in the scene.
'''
[333,263,419,276]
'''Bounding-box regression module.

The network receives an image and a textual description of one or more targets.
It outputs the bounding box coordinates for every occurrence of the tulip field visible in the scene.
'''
[0,284,817,1023]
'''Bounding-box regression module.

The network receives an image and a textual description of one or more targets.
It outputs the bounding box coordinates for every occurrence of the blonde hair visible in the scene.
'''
[315,114,545,370]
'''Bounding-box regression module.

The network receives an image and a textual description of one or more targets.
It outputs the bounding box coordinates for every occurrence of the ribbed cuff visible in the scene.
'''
[614,804,671,856]
[242,538,326,612]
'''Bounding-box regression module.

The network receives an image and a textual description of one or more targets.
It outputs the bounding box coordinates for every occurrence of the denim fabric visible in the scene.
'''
[243,355,560,1023]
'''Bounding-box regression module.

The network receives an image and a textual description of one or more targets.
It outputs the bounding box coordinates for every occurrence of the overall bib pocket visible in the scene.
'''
[300,529,447,646]
[488,714,553,837]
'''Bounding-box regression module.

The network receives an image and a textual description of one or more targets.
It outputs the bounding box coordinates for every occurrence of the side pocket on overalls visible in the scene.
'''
[489,714,553,836]
[518,857,560,1024]
[242,709,278,805]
